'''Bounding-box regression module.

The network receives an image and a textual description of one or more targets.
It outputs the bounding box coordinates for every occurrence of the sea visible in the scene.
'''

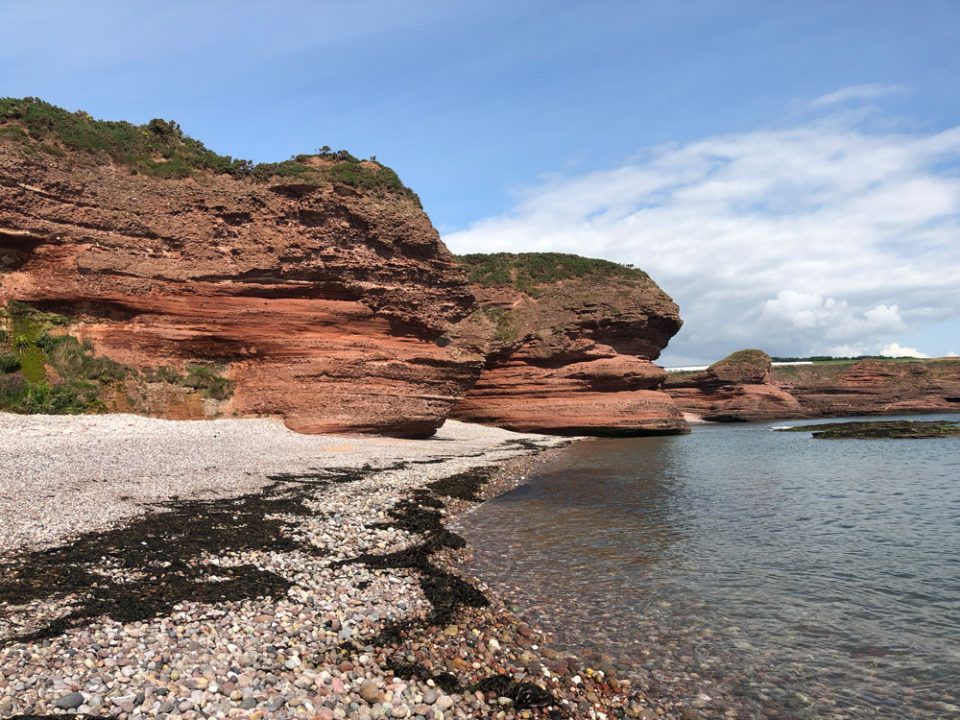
[455,414,960,719]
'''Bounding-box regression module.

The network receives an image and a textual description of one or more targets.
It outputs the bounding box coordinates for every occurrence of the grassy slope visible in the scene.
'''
[0,97,417,200]
[710,348,769,368]
[456,252,648,297]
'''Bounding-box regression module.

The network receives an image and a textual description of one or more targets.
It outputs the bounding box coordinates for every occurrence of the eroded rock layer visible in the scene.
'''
[665,349,960,421]
[0,134,481,437]
[451,255,689,435]
[664,349,802,421]
[774,359,960,417]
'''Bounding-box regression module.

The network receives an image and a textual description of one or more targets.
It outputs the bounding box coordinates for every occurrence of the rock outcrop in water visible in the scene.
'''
[451,253,688,435]
[665,349,960,421]
[0,99,481,437]
[664,349,801,421]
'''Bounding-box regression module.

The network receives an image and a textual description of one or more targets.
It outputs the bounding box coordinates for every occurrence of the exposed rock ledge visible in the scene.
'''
[451,253,689,436]
[665,349,960,421]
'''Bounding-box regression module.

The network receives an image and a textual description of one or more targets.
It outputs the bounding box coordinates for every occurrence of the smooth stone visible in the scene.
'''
[54,692,85,710]
[360,679,383,705]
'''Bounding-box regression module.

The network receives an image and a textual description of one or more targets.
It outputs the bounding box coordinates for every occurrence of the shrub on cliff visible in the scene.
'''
[0,352,20,374]
[181,364,234,401]
[0,97,418,200]
[457,252,649,296]
[0,301,125,413]
[0,375,100,414]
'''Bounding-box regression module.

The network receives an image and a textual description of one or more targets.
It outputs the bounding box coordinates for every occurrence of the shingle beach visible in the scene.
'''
[0,414,666,719]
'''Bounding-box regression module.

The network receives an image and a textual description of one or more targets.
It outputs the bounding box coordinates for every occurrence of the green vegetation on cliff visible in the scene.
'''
[457,252,648,296]
[0,97,416,200]
[714,349,768,364]
[0,302,121,413]
[0,302,232,414]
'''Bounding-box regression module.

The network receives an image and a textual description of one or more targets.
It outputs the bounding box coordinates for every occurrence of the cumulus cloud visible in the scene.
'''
[878,342,930,358]
[444,103,960,365]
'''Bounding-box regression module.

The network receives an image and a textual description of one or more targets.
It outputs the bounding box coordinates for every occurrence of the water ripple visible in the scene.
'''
[457,414,960,719]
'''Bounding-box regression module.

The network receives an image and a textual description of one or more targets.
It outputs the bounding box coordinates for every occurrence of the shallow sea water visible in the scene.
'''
[456,414,960,719]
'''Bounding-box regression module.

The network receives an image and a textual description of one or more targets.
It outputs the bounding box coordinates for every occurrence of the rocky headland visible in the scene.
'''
[665,349,960,421]
[0,98,483,438]
[451,253,688,436]
[1,99,689,439]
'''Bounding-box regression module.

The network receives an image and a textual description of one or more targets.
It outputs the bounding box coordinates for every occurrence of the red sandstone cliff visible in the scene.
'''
[0,103,481,437]
[665,349,960,421]
[774,358,960,416]
[663,350,802,421]
[451,254,688,435]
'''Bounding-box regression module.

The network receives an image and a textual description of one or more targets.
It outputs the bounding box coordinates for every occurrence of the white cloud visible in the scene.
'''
[947,351,959,358]
[809,83,905,108]
[878,342,929,358]
[759,292,905,339]
[444,104,960,364]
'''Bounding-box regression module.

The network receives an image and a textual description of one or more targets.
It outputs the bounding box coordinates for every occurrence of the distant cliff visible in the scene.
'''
[665,349,960,421]
[451,253,689,435]
[0,98,482,437]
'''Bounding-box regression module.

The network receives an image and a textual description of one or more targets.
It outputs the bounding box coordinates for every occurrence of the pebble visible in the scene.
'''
[361,679,383,704]
[53,691,85,710]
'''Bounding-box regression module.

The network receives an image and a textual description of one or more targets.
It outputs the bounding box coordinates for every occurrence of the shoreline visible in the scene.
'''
[0,415,660,719]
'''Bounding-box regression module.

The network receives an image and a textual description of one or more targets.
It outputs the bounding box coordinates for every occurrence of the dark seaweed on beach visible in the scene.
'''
[333,489,489,625]
[427,466,495,502]
[387,658,462,693]
[334,462,562,715]
[473,674,556,709]
[0,467,366,645]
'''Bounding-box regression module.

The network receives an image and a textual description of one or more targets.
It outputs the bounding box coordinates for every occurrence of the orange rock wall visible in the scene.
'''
[665,354,960,421]
[452,281,689,435]
[0,143,481,437]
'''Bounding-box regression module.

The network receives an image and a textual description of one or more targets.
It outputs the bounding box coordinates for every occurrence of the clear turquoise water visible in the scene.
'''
[456,415,960,719]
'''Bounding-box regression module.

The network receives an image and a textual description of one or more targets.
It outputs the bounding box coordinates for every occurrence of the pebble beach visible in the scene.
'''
[0,414,670,720]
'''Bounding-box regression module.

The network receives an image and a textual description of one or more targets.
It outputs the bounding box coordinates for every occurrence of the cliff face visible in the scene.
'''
[664,350,802,421]
[451,254,688,435]
[0,101,481,437]
[773,359,960,416]
[665,350,960,421]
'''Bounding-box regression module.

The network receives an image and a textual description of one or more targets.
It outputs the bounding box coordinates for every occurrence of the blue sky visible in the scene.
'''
[3,1,959,364]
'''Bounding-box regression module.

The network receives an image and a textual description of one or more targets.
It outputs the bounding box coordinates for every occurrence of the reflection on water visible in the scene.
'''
[455,415,960,719]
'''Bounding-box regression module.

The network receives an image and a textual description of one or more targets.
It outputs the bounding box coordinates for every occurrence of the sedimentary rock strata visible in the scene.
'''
[0,104,481,437]
[774,358,960,417]
[665,349,960,421]
[664,349,802,421]
[452,255,689,435]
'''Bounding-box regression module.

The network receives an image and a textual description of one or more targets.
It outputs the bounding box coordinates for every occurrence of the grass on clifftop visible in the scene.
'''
[457,252,648,296]
[710,349,770,369]
[0,97,417,200]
